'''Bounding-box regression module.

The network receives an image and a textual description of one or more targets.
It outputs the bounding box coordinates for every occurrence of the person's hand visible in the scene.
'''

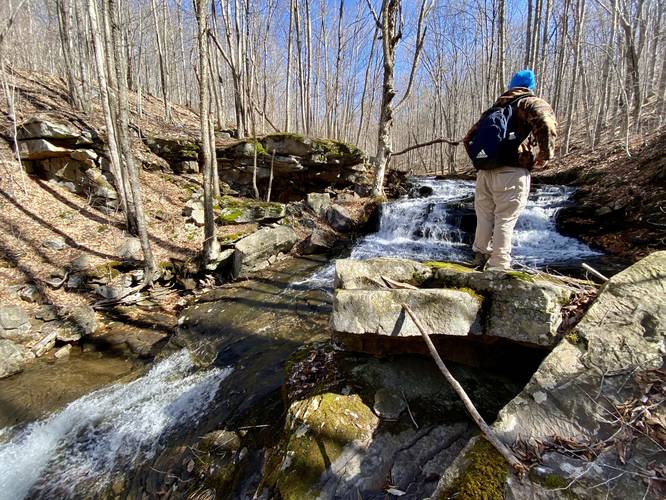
[533,159,548,171]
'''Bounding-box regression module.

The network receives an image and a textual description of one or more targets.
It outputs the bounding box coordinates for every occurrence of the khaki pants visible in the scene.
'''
[472,166,530,269]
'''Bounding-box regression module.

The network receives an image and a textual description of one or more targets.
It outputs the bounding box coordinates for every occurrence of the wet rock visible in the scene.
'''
[42,237,67,251]
[0,304,32,341]
[305,192,331,218]
[0,339,35,378]
[331,288,481,337]
[334,258,432,290]
[116,237,142,260]
[326,203,355,232]
[54,344,72,359]
[232,225,299,278]
[373,388,406,420]
[199,430,242,453]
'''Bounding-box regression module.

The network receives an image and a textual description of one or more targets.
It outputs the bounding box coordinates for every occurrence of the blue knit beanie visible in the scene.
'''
[509,69,536,90]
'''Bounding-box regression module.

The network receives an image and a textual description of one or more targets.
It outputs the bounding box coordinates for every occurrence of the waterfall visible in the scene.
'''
[299,177,600,290]
[0,351,230,500]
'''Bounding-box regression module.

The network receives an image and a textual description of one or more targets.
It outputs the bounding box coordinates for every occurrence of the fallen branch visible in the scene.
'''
[401,302,527,475]
[582,263,609,283]
[392,137,461,157]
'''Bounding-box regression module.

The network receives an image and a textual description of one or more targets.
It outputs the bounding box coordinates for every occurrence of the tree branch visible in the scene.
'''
[392,136,461,156]
[401,303,527,476]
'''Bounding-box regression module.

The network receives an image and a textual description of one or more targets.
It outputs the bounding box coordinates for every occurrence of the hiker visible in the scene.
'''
[463,69,557,270]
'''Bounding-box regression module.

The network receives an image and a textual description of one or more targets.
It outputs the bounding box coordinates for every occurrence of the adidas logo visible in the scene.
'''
[508,132,516,140]
[476,150,488,159]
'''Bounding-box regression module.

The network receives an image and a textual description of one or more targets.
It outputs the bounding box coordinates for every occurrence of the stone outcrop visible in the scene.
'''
[217,134,369,201]
[18,114,118,209]
[434,251,666,499]
[331,258,574,347]
[232,225,300,278]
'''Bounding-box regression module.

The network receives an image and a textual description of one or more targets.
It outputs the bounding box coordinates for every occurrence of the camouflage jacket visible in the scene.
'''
[463,87,558,169]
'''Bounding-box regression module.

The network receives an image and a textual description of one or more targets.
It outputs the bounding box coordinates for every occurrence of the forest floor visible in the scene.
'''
[0,69,234,319]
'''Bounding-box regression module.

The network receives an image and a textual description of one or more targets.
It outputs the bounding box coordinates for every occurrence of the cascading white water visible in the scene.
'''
[299,177,600,290]
[0,351,230,500]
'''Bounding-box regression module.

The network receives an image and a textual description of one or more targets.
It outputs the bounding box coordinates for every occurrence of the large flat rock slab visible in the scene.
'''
[331,288,482,337]
[335,257,432,289]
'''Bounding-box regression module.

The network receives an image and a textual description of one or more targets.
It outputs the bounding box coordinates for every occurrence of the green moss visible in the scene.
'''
[85,260,122,280]
[447,438,509,500]
[423,261,474,273]
[542,473,569,489]
[506,270,536,282]
[455,287,484,304]
[273,393,377,500]
[565,330,588,349]
[214,195,285,225]
[248,138,268,155]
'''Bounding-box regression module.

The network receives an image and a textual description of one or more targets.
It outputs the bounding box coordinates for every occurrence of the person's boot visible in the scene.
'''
[472,252,489,270]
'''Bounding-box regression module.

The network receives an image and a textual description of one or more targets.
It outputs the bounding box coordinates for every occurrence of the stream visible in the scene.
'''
[0,178,605,499]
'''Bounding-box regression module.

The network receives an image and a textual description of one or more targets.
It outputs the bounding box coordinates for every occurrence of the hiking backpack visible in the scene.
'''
[465,94,532,170]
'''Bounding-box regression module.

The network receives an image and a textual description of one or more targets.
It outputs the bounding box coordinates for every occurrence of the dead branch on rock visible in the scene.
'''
[401,302,527,476]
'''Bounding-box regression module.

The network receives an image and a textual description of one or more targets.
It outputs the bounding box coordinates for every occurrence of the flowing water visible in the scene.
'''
[0,178,604,498]
[299,177,602,290]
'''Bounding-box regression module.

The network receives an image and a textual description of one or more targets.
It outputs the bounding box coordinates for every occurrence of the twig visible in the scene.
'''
[401,303,527,475]
[582,263,609,282]
[401,390,419,429]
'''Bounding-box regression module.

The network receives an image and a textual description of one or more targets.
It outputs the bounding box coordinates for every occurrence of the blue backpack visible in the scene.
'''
[466,94,532,170]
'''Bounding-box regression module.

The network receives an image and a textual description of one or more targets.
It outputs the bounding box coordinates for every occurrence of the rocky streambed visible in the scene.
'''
[1,177,662,499]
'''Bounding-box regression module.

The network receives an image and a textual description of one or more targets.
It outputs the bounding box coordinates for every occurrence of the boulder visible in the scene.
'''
[70,149,98,164]
[54,344,72,359]
[232,225,299,278]
[301,229,336,255]
[266,393,379,500]
[215,196,286,225]
[326,203,355,232]
[436,251,666,500]
[305,192,331,218]
[19,284,41,303]
[143,136,199,163]
[41,321,81,342]
[116,237,143,260]
[0,304,32,341]
[334,258,432,290]
[18,139,71,160]
[0,339,34,378]
[61,305,98,337]
[331,288,482,337]
[431,266,572,346]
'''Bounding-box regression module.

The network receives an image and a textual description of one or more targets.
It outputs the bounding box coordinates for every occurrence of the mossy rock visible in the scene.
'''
[444,438,509,500]
[214,196,286,225]
[84,260,123,280]
[423,261,475,273]
[267,393,378,500]
[505,270,537,283]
